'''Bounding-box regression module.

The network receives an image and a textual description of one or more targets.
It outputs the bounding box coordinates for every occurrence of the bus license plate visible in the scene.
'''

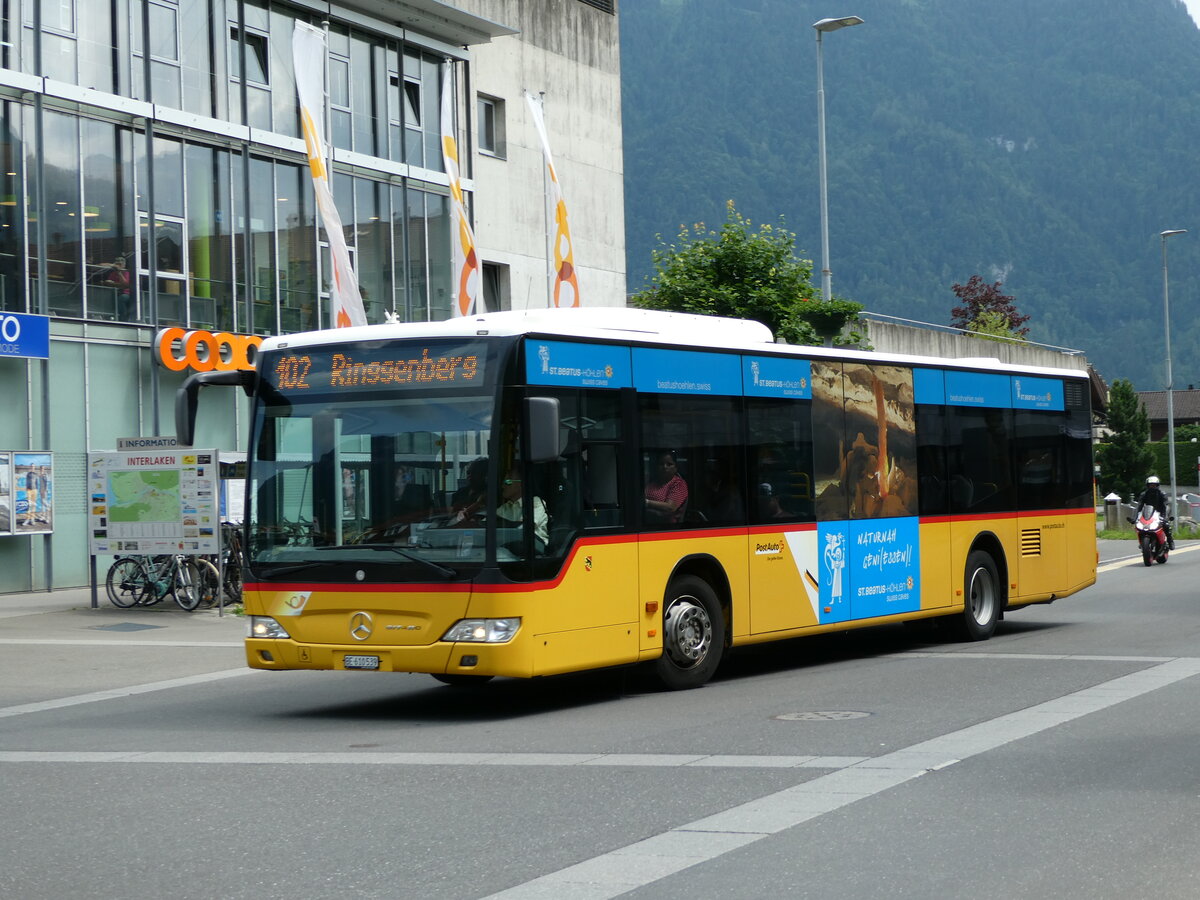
[344,655,380,670]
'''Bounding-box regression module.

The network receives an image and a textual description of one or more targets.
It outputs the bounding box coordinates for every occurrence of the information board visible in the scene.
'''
[88,449,220,556]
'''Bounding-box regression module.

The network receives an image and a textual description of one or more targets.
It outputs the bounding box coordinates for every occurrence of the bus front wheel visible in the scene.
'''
[955,550,1001,641]
[654,575,725,690]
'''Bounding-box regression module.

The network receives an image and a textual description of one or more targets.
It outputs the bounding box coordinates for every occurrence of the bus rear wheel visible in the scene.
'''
[954,550,1001,641]
[654,575,724,690]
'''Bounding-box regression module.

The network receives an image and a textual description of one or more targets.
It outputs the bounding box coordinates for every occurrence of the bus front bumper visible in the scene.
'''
[245,637,535,678]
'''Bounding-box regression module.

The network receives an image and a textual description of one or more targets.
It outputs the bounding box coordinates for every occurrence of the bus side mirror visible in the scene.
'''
[176,369,257,446]
[526,396,562,463]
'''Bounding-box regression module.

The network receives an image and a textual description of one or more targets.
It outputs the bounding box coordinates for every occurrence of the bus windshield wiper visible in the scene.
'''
[257,560,329,578]
[348,543,458,578]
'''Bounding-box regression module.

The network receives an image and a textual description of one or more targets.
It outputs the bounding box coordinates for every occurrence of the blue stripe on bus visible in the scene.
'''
[912,368,945,405]
[944,370,1011,407]
[526,342,1067,412]
[525,340,633,388]
[1011,375,1064,410]
[632,347,742,395]
[742,356,812,398]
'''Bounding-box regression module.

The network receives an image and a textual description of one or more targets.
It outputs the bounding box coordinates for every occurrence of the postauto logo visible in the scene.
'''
[155,327,262,373]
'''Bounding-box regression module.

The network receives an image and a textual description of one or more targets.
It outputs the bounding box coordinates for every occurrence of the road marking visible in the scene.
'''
[0,669,256,719]
[0,750,867,769]
[1098,542,1200,573]
[479,656,1200,899]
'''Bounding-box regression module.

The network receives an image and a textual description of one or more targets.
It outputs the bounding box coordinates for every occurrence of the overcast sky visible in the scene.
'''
[1186,0,1200,26]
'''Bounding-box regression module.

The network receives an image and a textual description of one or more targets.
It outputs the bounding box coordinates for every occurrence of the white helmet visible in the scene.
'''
[1147,476,1161,485]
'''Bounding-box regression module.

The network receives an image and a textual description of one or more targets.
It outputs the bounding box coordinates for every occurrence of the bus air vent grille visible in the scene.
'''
[1020,528,1042,556]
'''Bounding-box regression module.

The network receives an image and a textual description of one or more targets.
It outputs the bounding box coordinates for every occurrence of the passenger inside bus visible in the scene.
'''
[644,450,689,524]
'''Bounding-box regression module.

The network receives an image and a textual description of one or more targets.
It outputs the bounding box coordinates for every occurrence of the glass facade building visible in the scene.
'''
[0,0,600,592]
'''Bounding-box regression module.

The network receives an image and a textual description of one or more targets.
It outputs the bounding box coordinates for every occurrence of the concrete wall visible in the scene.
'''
[865,319,1088,372]
[461,0,626,310]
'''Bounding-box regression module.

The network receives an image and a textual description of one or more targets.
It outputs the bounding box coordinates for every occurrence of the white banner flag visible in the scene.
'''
[525,92,580,308]
[293,21,366,329]
[440,66,480,316]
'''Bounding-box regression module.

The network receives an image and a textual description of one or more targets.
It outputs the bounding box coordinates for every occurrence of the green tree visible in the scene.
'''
[950,275,1030,338]
[968,309,1027,344]
[1102,379,1153,501]
[1171,423,1200,443]
[631,201,866,347]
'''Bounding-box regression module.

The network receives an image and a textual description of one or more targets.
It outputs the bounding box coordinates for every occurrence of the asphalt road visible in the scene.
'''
[2,539,1199,899]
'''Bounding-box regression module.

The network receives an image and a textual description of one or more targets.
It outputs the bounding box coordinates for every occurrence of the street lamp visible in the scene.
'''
[1161,228,1186,521]
[814,15,864,303]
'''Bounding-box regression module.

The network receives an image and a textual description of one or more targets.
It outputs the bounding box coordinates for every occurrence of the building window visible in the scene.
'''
[229,27,269,85]
[477,95,505,158]
[481,262,509,312]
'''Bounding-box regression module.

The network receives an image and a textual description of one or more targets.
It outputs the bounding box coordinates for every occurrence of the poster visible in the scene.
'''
[0,452,10,535]
[13,452,53,534]
[88,449,220,556]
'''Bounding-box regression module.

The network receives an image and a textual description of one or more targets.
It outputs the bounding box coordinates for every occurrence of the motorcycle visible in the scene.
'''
[1129,503,1171,566]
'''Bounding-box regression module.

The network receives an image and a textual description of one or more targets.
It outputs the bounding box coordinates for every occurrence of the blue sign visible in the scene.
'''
[912,367,945,405]
[0,312,50,359]
[525,339,632,389]
[632,347,741,395]
[847,517,921,620]
[817,523,852,624]
[1011,375,1063,410]
[743,356,812,398]
[944,370,1010,408]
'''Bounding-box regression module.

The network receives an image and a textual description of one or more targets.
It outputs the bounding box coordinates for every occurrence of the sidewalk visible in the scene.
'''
[0,583,244,644]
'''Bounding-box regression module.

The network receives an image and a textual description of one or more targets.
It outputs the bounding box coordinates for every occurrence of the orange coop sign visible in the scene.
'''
[155,327,262,372]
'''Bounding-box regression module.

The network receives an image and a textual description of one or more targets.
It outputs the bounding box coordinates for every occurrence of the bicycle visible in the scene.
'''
[104,554,209,611]
[219,522,244,603]
[105,556,151,608]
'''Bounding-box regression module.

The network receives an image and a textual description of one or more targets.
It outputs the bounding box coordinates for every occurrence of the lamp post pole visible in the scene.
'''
[814,15,863,303]
[1161,228,1187,521]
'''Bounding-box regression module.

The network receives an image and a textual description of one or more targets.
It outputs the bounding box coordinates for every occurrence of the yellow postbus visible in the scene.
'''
[177,308,1097,689]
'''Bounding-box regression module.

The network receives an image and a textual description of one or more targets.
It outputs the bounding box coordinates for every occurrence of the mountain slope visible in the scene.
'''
[620,0,1200,388]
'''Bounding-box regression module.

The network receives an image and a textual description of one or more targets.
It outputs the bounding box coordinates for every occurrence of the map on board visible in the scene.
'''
[107,470,182,523]
[88,449,220,556]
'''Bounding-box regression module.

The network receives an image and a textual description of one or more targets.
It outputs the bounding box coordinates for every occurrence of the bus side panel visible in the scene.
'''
[918,520,954,610]
[1010,510,1096,605]
[637,532,750,652]
[522,537,642,675]
[1015,512,1069,598]
[951,516,1017,605]
[748,525,819,634]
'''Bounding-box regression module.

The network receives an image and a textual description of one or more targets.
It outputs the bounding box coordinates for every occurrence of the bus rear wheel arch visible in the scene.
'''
[654,574,725,690]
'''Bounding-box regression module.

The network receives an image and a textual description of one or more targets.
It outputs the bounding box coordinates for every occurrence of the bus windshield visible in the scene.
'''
[247,341,502,580]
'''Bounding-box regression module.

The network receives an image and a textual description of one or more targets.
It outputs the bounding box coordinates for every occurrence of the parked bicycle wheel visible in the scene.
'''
[222,557,242,602]
[193,557,222,608]
[106,557,149,608]
[138,556,173,605]
[172,557,203,611]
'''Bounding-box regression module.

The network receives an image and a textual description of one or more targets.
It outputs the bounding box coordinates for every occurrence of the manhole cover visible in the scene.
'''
[89,622,165,632]
[773,711,872,721]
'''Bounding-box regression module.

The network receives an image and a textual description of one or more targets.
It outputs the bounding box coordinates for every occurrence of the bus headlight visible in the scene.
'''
[442,618,521,643]
[248,616,291,639]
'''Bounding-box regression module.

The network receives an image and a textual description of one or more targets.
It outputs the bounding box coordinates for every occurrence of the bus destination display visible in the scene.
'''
[267,342,488,394]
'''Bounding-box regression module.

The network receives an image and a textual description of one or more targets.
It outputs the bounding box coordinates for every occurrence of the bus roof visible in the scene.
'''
[262,307,1087,380]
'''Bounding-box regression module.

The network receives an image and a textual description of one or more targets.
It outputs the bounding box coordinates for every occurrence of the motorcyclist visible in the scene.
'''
[1136,475,1174,550]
